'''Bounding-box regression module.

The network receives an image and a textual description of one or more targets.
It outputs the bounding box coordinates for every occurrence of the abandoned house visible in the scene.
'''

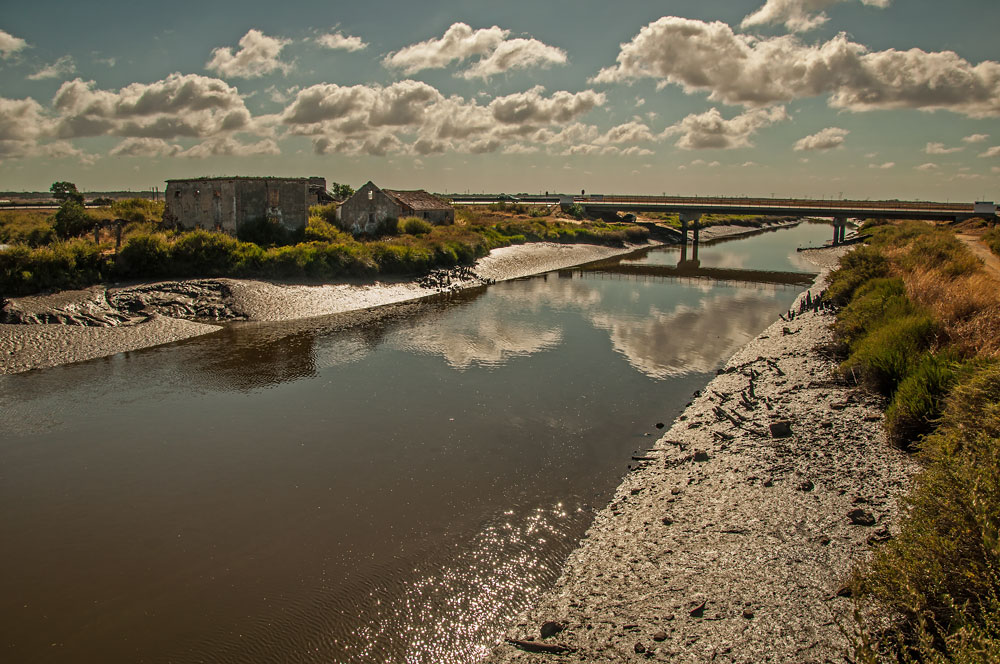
[337,181,454,235]
[163,176,329,234]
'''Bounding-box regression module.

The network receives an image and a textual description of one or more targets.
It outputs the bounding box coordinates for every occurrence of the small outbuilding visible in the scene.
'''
[337,181,454,235]
[163,176,328,234]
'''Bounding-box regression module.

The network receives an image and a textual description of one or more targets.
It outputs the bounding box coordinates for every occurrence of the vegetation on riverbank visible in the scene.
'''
[827,221,1000,661]
[0,200,648,297]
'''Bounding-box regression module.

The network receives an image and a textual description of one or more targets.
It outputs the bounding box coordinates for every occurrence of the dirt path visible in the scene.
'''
[957,233,1000,279]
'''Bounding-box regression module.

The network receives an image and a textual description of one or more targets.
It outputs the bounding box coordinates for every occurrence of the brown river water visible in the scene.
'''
[0,224,829,663]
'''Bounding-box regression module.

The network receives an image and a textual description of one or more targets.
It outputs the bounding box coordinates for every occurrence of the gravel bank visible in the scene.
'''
[0,242,647,375]
[486,248,917,663]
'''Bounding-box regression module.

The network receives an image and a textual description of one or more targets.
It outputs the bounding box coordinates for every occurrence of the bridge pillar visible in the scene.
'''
[679,212,702,245]
[833,217,846,245]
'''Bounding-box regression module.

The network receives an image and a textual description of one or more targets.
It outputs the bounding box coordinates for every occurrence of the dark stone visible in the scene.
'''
[763,478,774,487]
[797,480,814,492]
[662,517,673,526]
[634,642,646,654]
[693,451,710,462]
[848,508,876,526]
[655,422,665,429]
[540,621,564,639]
[769,421,793,438]
[689,601,706,618]
[652,630,667,642]
[867,528,893,545]
[742,609,755,619]
[835,584,853,598]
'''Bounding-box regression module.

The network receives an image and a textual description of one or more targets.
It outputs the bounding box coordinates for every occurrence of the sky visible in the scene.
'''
[1,0,998,200]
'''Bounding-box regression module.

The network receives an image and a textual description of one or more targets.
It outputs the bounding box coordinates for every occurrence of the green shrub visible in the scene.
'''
[401,217,433,235]
[843,313,939,396]
[885,352,966,450]
[861,363,1000,661]
[308,202,339,224]
[836,278,914,348]
[0,240,107,295]
[116,234,171,278]
[826,246,891,305]
[566,203,585,220]
[171,230,240,276]
[236,217,305,247]
[52,201,96,239]
[305,216,350,243]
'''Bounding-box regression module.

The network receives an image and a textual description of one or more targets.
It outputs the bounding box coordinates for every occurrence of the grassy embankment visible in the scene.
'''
[822,221,1000,661]
[0,201,647,297]
[648,212,792,229]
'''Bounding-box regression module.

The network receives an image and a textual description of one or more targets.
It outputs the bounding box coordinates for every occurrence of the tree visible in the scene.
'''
[50,181,84,204]
[53,200,95,238]
[330,182,355,200]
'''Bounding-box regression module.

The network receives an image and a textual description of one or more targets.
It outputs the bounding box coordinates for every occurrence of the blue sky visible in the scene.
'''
[1,0,998,200]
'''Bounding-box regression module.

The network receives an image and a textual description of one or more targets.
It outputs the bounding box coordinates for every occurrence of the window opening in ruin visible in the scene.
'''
[268,188,280,206]
[368,190,373,201]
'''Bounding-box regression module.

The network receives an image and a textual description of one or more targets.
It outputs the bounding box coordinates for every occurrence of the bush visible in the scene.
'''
[835,278,914,348]
[826,246,891,305]
[116,234,171,278]
[305,216,350,243]
[309,202,339,224]
[401,217,433,235]
[0,239,107,295]
[566,203,585,220]
[236,217,305,247]
[171,230,241,276]
[861,363,1000,661]
[842,312,939,396]
[885,352,965,450]
[52,201,96,239]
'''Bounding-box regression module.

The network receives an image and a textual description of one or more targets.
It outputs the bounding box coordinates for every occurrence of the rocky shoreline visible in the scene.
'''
[486,248,917,663]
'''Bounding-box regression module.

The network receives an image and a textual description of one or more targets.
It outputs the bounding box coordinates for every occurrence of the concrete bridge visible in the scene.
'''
[447,194,997,245]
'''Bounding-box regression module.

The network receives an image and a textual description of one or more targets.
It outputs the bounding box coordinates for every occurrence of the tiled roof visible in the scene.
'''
[383,189,451,211]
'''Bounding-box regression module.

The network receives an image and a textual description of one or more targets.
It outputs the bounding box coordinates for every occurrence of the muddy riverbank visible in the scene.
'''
[0,242,651,375]
[486,247,917,663]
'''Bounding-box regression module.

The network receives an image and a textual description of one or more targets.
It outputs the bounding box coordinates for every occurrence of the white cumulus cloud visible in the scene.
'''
[963,133,989,143]
[869,161,895,169]
[915,163,938,171]
[27,55,76,80]
[793,126,849,150]
[0,29,28,58]
[384,22,566,80]
[206,29,291,78]
[317,31,367,52]
[51,74,253,139]
[662,106,788,150]
[924,142,963,154]
[741,0,891,33]
[980,146,1000,158]
[592,17,1000,118]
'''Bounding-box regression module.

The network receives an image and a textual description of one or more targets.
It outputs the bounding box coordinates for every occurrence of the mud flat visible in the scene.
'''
[0,242,649,375]
[487,247,917,663]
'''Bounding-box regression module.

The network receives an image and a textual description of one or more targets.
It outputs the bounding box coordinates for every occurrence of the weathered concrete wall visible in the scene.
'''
[338,182,402,235]
[164,178,310,234]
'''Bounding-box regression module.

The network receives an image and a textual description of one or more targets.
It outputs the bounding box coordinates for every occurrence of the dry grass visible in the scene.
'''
[903,267,1000,357]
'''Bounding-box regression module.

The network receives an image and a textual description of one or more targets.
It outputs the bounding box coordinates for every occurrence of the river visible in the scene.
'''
[0,222,831,663]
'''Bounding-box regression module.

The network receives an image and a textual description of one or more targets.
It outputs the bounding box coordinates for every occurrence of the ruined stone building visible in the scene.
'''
[163,176,328,234]
[337,181,454,235]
